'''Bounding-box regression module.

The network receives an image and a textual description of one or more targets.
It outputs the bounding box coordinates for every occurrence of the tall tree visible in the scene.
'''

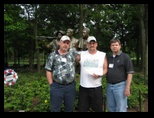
[140,4,148,78]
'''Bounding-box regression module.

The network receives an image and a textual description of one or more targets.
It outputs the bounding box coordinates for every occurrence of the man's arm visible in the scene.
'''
[46,70,53,85]
[125,74,133,97]
[103,56,108,76]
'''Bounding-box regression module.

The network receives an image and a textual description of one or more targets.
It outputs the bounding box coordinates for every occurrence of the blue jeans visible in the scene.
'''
[50,81,76,112]
[106,81,127,112]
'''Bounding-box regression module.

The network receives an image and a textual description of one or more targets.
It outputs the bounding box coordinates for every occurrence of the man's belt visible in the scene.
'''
[108,80,125,85]
[53,80,74,86]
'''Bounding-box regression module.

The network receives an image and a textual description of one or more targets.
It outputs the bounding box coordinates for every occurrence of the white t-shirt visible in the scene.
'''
[80,50,106,88]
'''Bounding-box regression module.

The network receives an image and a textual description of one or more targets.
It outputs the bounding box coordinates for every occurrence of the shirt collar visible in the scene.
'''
[111,50,122,57]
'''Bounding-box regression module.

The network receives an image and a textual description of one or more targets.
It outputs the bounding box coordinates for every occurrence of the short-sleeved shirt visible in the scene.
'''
[106,51,134,84]
[45,49,78,84]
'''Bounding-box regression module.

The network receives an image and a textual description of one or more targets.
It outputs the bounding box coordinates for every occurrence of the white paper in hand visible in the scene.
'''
[85,68,102,76]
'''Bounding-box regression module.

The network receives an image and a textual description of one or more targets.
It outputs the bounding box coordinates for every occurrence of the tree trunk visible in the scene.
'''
[79,4,84,37]
[140,4,148,80]
[34,5,41,73]
[144,4,148,79]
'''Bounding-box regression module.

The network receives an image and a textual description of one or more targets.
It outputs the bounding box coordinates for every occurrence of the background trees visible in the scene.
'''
[4,4,148,79]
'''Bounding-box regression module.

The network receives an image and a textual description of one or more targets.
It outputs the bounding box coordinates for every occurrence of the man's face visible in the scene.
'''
[87,41,97,51]
[59,40,70,52]
[110,42,121,53]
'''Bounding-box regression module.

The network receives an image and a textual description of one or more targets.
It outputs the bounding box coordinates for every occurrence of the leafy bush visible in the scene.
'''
[4,71,148,112]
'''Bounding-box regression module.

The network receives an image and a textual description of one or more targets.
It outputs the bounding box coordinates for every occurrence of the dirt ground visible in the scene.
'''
[127,98,148,112]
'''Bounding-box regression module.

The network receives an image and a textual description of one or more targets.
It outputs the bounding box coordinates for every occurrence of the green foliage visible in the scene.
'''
[4,71,50,112]
[127,73,148,109]
[4,71,148,112]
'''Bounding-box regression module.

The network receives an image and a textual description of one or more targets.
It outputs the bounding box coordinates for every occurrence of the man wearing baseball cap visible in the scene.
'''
[87,36,97,42]
[77,36,108,112]
[45,35,79,112]
[59,35,70,51]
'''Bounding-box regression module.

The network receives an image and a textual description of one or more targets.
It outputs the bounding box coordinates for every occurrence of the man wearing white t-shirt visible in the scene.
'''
[77,36,108,112]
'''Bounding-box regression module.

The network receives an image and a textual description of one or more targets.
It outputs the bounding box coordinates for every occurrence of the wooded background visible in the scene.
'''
[4,4,148,79]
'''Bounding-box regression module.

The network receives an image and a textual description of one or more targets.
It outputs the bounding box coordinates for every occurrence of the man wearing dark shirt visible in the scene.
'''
[106,38,134,112]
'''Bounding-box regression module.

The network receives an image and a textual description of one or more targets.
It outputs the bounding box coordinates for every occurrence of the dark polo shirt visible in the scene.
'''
[106,51,134,84]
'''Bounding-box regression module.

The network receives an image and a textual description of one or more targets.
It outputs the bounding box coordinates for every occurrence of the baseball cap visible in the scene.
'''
[87,36,97,42]
[60,35,70,41]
